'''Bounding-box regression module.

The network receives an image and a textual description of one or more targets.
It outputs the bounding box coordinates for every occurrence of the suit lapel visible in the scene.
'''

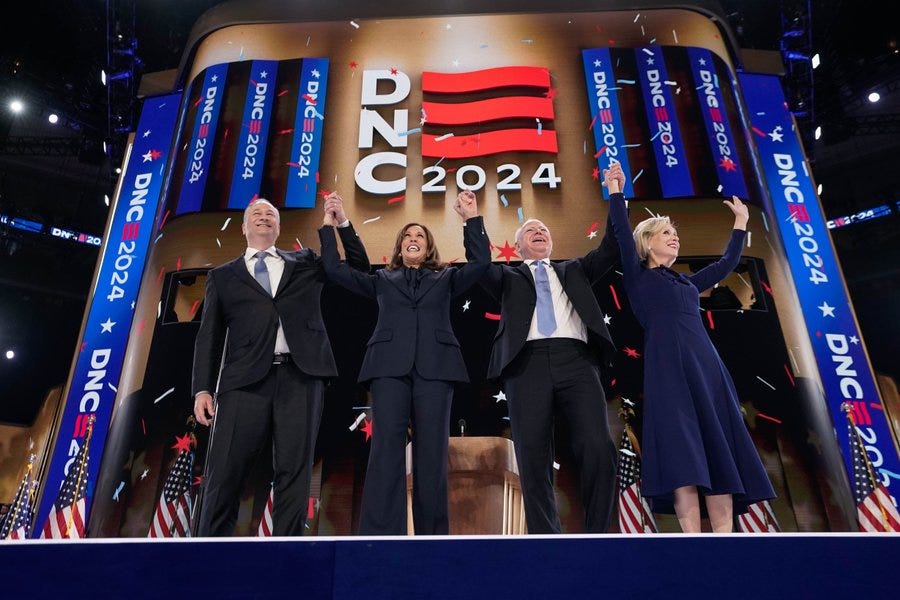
[274,249,296,296]
[384,268,415,301]
[415,269,440,300]
[230,255,269,297]
[517,261,535,289]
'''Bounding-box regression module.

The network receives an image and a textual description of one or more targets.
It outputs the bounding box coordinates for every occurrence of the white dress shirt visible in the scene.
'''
[524,258,588,343]
[244,245,290,354]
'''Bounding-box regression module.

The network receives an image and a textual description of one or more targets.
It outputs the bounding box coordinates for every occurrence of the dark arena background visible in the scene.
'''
[1,1,898,597]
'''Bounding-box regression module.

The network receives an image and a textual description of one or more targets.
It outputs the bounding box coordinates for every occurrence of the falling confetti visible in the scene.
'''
[153,387,176,404]
[536,118,542,135]
[706,310,715,330]
[493,390,507,402]
[500,194,509,207]
[399,127,421,137]
[484,312,501,320]
[756,413,782,424]
[387,195,405,204]
[434,133,454,142]
[756,375,776,391]
[609,284,622,310]
[362,216,381,225]
[517,207,525,222]
[350,20,359,29]
[348,412,367,431]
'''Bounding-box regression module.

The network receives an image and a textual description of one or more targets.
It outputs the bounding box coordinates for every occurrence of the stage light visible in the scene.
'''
[868,91,881,103]
[102,69,131,86]
[4,350,14,360]
[814,126,822,140]
[9,99,24,114]
[48,113,59,124]
[811,53,820,69]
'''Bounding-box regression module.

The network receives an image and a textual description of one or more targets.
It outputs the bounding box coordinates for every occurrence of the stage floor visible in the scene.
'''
[4,533,898,598]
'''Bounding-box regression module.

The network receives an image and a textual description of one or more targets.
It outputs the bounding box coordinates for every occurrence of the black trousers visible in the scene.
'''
[503,339,617,533]
[359,370,453,535]
[197,362,324,536]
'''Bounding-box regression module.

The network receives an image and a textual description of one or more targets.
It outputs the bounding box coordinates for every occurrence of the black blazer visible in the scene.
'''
[480,215,619,380]
[318,217,490,383]
[192,225,370,396]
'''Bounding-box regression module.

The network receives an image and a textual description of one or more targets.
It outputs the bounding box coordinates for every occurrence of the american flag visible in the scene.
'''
[257,485,274,537]
[738,500,780,533]
[148,434,195,537]
[41,417,94,539]
[616,424,657,534]
[0,456,38,540]
[844,405,900,532]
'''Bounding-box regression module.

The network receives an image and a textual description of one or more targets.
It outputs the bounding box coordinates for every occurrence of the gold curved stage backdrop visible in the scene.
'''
[54,5,890,537]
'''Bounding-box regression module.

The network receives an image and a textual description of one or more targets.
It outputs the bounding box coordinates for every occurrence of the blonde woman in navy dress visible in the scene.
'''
[603,163,774,533]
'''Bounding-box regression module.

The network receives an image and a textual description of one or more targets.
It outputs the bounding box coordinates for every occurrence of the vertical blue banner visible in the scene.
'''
[740,72,900,503]
[176,63,228,215]
[35,94,181,536]
[581,48,634,198]
[285,58,329,208]
[635,46,694,197]
[228,60,278,208]
[687,48,748,199]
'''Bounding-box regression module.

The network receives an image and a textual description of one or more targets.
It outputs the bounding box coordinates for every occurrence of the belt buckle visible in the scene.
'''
[273,353,289,365]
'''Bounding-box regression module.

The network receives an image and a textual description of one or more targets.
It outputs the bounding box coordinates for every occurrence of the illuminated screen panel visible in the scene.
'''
[159,10,757,260]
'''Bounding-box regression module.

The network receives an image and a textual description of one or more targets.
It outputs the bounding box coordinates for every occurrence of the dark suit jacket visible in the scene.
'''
[480,215,618,380]
[318,217,490,383]
[192,225,370,396]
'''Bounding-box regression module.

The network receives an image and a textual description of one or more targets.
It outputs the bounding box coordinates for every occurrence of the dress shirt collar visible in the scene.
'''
[244,246,278,261]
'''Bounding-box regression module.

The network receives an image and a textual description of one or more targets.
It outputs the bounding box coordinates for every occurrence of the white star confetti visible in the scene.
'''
[493,390,507,403]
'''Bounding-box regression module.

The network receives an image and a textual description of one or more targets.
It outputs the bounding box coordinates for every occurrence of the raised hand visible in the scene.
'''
[723,195,749,230]
[601,162,626,194]
[453,189,477,220]
[323,191,348,226]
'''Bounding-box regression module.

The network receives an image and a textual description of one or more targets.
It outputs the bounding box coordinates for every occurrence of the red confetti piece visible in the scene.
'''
[156,266,166,284]
[387,195,406,204]
[286,162,302,167]
[193,476,203,486]
[250,193,259,204]
[609,284,621,310]
[593,145,607,158]
[586,221,599,236]
[172,433,193,452]
[159,209,171,230]
[382,256,388,264]
[192,96,202,108]
[137,319,146,334]
[249,79,258,87]
[623,347,641,358]
[361,418,373,441]
[610,378,616,387]
[390,67,399,75]
[176,257,182,271]
[307,497,315,519]
[484,312,501,321]
[320,189,332,197]
[141,418,147,435]
[81,342,87,353]
[756,412,782,424]
[760,280,773,295]
[783,364,795,387]
[277,89,289,97]
[349,61,359,68]
[188,299,201,320]
[592,167,600,180]
[277,128,294,135]
[223,128,229,141]
[751,126,767,138]
[706,310,715,329]
[302,94,317,104]
[870,403,884,411]
[292,242,301,251]
[446,167,458,173]
[588,115,598,130]
[315,171,320,183]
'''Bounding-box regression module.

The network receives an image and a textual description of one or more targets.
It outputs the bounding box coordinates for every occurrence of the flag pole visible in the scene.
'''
[190,329,228,536]
[64,415,95,537]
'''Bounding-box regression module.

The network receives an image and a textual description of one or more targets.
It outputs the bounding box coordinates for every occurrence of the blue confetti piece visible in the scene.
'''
[517,207,525,222]
[649,129,662,141]
[399,127,421,137]
[314,109,325,120]
[500,194,509,207]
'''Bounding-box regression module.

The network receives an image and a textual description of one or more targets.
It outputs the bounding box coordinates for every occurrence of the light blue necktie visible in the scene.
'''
[533,260,557,335]
[253,251,272,295]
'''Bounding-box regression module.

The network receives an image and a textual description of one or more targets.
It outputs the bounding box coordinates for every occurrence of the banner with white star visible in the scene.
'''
[740,73,900,496]
[34,94,181,536]
[228,60,279,208]
[285,58,330,208]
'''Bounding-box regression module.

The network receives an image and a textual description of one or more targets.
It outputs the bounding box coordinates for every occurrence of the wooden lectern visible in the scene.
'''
[406,436,526,534]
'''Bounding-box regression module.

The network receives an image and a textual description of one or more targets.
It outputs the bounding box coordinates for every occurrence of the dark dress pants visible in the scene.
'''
[359,370,453,535]
[503,339,617,533]
[197,361,324,536]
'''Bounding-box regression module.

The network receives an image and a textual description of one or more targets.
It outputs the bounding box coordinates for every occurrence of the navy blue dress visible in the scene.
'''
[608,192,775,514]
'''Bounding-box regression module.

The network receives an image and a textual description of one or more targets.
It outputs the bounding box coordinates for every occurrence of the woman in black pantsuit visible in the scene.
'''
[318,191,490,534]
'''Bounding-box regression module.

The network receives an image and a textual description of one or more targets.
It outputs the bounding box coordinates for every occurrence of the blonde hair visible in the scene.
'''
[633,216,675,262]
